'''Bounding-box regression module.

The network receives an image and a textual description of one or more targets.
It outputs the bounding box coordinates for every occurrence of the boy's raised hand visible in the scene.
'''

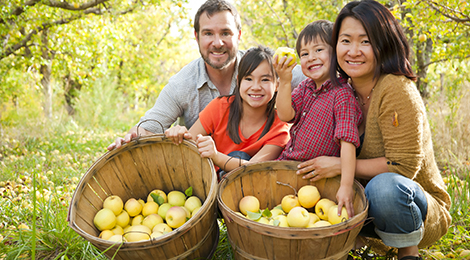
[164,125,192,144]
[273,54,296,83]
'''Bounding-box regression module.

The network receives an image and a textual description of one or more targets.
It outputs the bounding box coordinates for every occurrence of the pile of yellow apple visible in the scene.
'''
[93,188,202,243]
[236,184,349,228]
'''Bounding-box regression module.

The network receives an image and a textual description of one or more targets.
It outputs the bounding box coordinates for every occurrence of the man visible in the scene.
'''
[108,0,305,150]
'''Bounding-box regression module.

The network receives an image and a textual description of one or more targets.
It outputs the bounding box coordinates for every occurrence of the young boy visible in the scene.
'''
[274,20,362,218]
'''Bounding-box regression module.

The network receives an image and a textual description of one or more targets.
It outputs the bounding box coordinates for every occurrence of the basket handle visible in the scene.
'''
[135,119,165,141]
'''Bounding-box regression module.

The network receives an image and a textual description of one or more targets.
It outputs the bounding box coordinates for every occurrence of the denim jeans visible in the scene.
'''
[217,151,251,181]
[360,172,428,248]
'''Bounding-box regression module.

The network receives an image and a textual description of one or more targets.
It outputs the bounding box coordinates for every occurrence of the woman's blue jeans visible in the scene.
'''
[217,151,251,181]
[361,172,428,248]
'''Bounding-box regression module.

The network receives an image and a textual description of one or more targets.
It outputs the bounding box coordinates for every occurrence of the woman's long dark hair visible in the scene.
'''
[223,46,278,144]
[330,0,417,87]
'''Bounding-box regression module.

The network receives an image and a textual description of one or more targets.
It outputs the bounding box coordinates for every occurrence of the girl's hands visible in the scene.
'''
[196,134,217,159]
[164,125,192,144]
[336,185,355,218]
[296,156,342,182]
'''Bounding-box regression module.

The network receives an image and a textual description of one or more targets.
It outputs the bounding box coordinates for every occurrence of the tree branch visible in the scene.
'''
[421,54,470,69]
[262,0,290,47]
[426,0,470,24]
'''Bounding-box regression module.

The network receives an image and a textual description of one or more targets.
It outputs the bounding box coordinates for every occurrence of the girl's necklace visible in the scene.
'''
[353,87,375,106]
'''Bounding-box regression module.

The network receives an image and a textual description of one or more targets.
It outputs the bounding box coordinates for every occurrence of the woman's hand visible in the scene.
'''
[196,134,218,159]
[164,125,192,144]
[296,156,342,182]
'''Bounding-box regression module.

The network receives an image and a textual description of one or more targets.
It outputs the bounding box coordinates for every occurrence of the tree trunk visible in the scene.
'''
[40,28,52,119]
[416,37,433,98]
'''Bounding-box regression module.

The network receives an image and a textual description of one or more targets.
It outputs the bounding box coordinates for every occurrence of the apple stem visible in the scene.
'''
[276,181,297,196]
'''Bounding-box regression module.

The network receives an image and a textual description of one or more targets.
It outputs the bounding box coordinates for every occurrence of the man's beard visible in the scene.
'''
[201,47,237,70]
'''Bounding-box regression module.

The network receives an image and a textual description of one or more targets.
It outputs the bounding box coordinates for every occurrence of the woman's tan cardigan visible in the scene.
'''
[358,74,452,248]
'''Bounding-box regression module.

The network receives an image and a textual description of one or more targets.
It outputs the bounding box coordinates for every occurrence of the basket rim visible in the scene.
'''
[67,134,218,247]
[217,160,369,239]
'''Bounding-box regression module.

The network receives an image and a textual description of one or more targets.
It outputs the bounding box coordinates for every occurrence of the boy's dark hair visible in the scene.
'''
[194,0,241,34]
[223,45,278,144]
[295,20,334,57]
[330,0,416,86]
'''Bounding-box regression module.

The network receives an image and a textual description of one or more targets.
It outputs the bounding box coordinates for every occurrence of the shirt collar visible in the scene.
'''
[305,78,333,93]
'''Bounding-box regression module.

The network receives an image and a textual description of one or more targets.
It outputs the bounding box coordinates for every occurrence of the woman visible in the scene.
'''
[296,1,452,259]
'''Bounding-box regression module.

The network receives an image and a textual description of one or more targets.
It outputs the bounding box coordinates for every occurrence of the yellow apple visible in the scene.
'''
[312,220,332,227]
[108,234,126,243]
[281,194,300,213]
[191,206,202,218]
[18,223,29,230]
[124,225,152,242]
[327,205,349,225]
[147,189,167,203]
[151,231,164,239]
[124,198,143,217]
[157,203,172,220]
[103,195,124,216]
[99,229,115,240]
[142,201,159,217]
[184,196,202,213]
[152,223,173,234]
[115,210,130,228]
[142,214,164,230]
[93,208,117,231]
[167,190,186,206]
[131,214,144,226]
[181,206,191,219]
[256,217,270,225]
[238,195,260,215]
[271,215,289,227]
[123,225,131,234]
[111,225,124,236]
[138,199,146,207]
[297,185,321,209]
[286,206,310,228]
[166,206,187,228]
[270,207,285,218]
[315,198,336,220]
[274,47,297,66]
[306,212,320,227]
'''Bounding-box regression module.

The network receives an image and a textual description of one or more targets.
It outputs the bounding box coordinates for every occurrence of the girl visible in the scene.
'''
[165,46,289,179]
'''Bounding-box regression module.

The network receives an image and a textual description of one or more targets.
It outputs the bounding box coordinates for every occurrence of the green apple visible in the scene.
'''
[281,194,300,213]
[327,205,349,225]
[147,189,167,203]
[99,229,114,240]
[93,208,117,231]
[142,214,164,230]
[124,225,151,242]
[184,196,202,213]
[238,195,260,215]
[315,198,336,220]
[142,201,159,217]
[115,210,130,228]
[124,198,143,217]
[157,203,172,220]
[286,206,310,228]
[152,223,173,234]
[166,206,187,228]
[103,195,124,215]
[274,47,297,66]
[167,190,186,206]
[108,234,126,243]
[297,185,321,209]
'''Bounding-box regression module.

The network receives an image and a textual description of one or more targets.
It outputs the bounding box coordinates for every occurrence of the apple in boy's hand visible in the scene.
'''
[274,47,297,66]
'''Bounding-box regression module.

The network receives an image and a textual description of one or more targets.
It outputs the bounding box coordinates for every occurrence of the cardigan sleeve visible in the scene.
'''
[378,76,425,179]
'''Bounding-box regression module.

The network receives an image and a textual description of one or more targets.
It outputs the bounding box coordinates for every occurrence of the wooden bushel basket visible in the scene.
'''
[68,134,219,260]
[217,161,368,260]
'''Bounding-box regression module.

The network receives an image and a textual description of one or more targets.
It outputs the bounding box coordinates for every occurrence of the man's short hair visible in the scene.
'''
[194,0,241,34]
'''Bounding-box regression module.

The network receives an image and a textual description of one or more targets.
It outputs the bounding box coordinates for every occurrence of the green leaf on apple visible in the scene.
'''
[150,193,165,206]
[274,205,283,210]
[262,208,271,218]
[246,211,262,221]
[273,219,280,226]
[185,187,193,197]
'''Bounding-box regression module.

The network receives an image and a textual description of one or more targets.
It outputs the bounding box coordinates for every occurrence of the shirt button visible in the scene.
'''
[302,112,306,116]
